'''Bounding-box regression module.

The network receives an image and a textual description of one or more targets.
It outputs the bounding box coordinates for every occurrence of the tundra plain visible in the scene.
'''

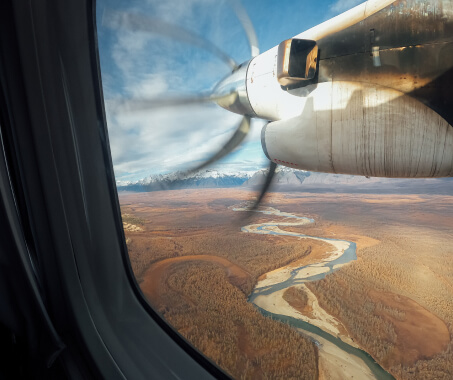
[119,189,453,380]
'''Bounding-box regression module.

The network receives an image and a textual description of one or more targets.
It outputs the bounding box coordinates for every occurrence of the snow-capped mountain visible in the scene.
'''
[244,168,453,194]
[242,166,310,188]
[117,168,453,194]
[116,169,253,192]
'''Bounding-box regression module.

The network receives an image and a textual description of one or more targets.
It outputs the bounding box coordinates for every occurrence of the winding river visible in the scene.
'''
[234,206,395,380]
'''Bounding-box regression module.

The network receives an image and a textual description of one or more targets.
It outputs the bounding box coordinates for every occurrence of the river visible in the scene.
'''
[233,206,395,380]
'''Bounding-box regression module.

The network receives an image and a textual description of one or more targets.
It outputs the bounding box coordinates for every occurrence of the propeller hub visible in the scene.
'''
[212,60,255,117]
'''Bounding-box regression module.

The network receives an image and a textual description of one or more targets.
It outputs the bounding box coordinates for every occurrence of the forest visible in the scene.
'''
[119,189,453,380]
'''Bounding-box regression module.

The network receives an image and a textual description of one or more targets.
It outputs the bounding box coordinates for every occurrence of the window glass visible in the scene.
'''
[97,1,453,379]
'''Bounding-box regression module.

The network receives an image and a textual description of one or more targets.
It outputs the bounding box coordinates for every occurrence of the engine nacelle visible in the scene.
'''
[261,81,453,178]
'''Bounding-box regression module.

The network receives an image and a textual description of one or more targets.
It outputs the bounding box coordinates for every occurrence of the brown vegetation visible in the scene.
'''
[120,189,319,379]
[141,255,253,306]
[279,193,453,380]
[121,213,146,226]
[307,274,450,369]
[120,189,453,380]
[283,286,313,317]
[120,190,322,285]
[142,259,318,379]
[121,213,145,232]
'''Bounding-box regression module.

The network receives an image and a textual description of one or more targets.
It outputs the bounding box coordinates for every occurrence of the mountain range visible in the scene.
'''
[117,168,453,195]
[116,169,253,192]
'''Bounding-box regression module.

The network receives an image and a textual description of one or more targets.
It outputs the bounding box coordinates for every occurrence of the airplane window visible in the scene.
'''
[97,0,453,379]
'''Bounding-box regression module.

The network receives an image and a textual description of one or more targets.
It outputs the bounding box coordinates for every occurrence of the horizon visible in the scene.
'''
[115,166,453,194]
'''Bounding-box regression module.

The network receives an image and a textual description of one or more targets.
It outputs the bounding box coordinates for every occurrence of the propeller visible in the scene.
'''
[250,161,277,211]
[114,92,238,113]
[105,1,278,211]
[186,115,251,174]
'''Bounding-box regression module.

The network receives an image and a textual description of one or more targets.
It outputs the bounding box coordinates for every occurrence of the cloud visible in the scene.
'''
[329,0,363,15]
[98,0,262,181]
[106,100,259,179]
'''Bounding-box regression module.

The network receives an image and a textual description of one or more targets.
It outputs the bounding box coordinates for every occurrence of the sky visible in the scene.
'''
[96,0,363,182]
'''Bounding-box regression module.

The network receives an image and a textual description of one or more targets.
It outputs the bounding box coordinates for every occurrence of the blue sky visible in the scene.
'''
[97,0,363,182]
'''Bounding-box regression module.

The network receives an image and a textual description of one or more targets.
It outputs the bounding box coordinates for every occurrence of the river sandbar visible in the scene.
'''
[303,330,376,380]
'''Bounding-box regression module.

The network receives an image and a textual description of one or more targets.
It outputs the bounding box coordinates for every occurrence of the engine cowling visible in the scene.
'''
[261,81,453,178]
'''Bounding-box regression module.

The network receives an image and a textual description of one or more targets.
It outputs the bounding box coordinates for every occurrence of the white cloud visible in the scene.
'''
[329,0,363,15]
[99,0,259,181]
[125,74,169,98]
[106,99,257,180]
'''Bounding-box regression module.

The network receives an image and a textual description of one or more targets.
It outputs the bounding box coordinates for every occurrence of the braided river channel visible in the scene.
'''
[234,206,395,380]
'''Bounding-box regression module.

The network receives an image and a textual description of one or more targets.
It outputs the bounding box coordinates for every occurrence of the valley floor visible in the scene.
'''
[120,189,453,380]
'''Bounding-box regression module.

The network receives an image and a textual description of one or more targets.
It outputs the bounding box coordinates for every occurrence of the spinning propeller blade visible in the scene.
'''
[250,161,277,211]
[107,1,277,211]
[185,115,251,174]
[227,0,259,57]
[115,92,238,112]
